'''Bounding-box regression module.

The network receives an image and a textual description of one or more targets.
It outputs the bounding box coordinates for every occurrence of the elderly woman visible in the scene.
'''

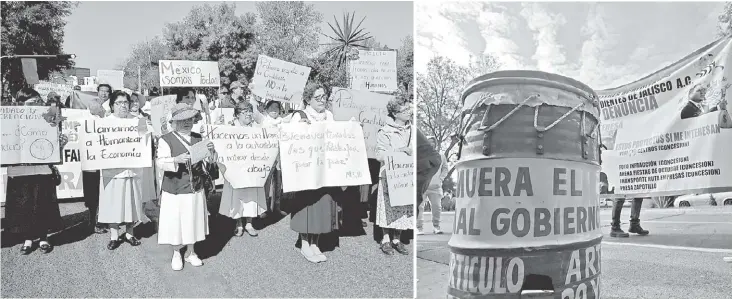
[97,91,151,250]
[156,103,219,271]
[218,101,267,237]
[374,95,414,255]
[4,88,67,254]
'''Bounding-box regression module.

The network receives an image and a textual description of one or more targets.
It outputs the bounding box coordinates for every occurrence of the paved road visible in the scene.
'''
[1,195,413,298]
[417,206,732,299]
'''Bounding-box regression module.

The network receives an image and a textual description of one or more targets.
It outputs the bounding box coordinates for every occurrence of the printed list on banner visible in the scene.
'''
[1,106,61,166]
[203,125,280,188]
[385,152,414,207]
[81,117,152,170]
[349,50,398,92]
[598,36,732,196]
[331,87,391,158]
[57,109,91,198]
[278,122,371,193]
[158,60,220,87]
[251,55,311,104]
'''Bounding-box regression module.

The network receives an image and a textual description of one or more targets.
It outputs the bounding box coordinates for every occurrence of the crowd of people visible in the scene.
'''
[1,74,416,270]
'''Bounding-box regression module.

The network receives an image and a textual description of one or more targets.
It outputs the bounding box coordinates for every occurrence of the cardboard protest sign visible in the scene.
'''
[278,122,371,192]
[331,88,392,158]
[0,167,6,204]
[34,81,73,103]
[67,91,101,110]
[158,60,220,87]
[56,109,91,198]
[96,70,124,90]
[203,125,280,188]
[251,55,311,104]
[1,106,61,166]
[349,50,398,92]
[384,152,414,207]
[599,36,732,197]
[150,95,177,136]
[80,117,152,170]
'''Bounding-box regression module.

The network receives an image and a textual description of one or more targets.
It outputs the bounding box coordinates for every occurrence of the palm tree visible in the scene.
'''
[321,11,373,68]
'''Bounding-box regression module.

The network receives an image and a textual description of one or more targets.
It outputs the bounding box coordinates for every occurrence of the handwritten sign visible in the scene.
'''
[34,81,73,102]
[96,70,124,90]
[150,95,177,136]
[349,50,398,92]
[80,117,152,170]
[1,106,61,166]
[251,55,311,104]
[331,87,392,158]
[278,122,371,192]
[385,152,414,207]
[56,109,91,198]
[158,60,220,87]
[202,125,280,188]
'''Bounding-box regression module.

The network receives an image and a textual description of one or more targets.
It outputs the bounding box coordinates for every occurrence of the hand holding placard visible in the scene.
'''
[189,140,211,164]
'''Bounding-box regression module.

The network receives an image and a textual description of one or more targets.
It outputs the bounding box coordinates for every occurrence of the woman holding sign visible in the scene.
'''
[374,95,414,255]
[4,88,67,255]
[97,91,151,250]
[218,101,267,237]
[156,103,219,271]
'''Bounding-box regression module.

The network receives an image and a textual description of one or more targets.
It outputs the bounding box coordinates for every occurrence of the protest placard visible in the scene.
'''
[150,95,177,136]
[158,60,220,87]
[384,152,414,206]
[96,70,124,90]
[80,117,152,170]
[189,140,211,164]
[0,167,6,204]
[331,87,392,158]
[278,122,371,192]
[349,50,398,92]
[251,55,311,104]
[202,125,280,188]
[34,81,73,102]
[1,106,61,166]
[56,109,92,198]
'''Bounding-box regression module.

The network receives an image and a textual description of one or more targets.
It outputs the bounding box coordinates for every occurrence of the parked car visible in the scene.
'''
[712,192,732,206]
[674,193,717,207]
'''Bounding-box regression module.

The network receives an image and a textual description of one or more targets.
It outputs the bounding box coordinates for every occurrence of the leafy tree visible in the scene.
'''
[163,3,259,84]
[118,37,169,91]
[397,35,414,95]
[1,1,77,97]
[718,2,732,37]
[255,1,322,67]
[321,12,372,68]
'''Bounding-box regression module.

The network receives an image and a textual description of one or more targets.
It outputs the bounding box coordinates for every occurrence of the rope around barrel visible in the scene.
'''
[479,94,540,132]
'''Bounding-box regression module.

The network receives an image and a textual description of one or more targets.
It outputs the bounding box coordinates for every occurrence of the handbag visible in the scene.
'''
[49,165,62,186]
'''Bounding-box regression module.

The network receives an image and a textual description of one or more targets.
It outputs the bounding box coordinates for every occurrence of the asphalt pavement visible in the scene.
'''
[1,194,413,298]
[417,206,732,299]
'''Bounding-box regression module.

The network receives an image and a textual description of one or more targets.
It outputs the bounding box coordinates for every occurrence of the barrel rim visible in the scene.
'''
[464,70,597,98]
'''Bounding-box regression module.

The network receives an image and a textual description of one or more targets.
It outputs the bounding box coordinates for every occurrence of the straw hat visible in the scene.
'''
[168,103,198,122]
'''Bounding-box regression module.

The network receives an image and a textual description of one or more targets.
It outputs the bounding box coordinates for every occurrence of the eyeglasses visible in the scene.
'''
[312,95,328,103]
[114,101,129,106]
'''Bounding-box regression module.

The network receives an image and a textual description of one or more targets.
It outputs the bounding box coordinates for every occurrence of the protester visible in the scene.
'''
[4,88,67,254]
[284,84,340,263]
[218,101,267,237]
[83,83,114,234]
[156,103,219,270]
[374,95,414,255]
[247,82,292,127]
[129,92,149,119]
[97,91,150,250]
[417,136,448,235]
[219,81,247,108]
[45,91,66,108]
[610,199,650,237]
[416,128,442,208]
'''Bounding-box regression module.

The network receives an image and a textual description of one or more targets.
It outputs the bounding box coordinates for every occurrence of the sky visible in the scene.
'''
[62,1,413,74]
[416,2,725,90]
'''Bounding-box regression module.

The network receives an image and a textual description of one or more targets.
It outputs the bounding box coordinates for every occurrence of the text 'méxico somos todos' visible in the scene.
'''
[159,61,219,86]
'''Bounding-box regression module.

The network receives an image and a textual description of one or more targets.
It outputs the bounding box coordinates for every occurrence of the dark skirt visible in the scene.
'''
[4,174,64,238]
[285,187,339,234]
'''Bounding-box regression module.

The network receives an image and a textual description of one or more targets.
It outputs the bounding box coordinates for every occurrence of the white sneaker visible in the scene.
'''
[185,254,203,267]
[300,243,319,263]
[244,223,258,237]
[434,228,443,234]
[417,229,424,235]
[310,244,327,262]
[171,251,183,271]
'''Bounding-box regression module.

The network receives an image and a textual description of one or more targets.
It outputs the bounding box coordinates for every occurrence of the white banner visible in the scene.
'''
[279,122,371,192]
[251,55,311,104]
[331,87,392,158]
[158,60,220,87]
[1,106,61,166]
[56,109,91,198]
[96,70,124,90]
[81,117,152,170]
[384,152,414,206]
[349,50,398,92]
[34,81,72,102]
[599,36,732,197]
[201,125,280,188]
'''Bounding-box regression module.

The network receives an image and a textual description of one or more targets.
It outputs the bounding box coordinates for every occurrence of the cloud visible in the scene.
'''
[519,3,571,73]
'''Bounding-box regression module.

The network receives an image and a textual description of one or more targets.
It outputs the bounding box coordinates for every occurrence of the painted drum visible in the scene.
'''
[449,70,602,299]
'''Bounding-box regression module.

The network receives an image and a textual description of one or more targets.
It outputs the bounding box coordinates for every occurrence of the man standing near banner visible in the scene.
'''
[82,83,113,234]
[417,136,448,235]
